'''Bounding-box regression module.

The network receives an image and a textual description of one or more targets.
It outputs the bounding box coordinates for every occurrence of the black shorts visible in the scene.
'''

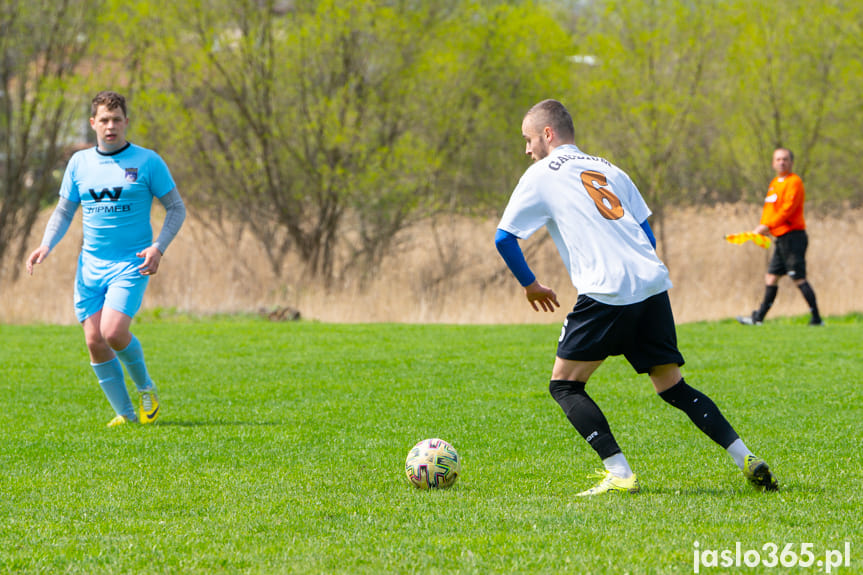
[767,229,808,280]
[557,291,685,374]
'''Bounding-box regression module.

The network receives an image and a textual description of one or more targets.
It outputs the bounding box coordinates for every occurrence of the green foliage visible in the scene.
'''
[568,0,863,210]
[100,0,572,282]
[568,0,722,235]
[4,0,861,287]
[721,0,863,205]
[1,317,861,573]
[0,0,98,272]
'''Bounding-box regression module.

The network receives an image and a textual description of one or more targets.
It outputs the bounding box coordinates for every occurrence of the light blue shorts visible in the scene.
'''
[74,253,149,322]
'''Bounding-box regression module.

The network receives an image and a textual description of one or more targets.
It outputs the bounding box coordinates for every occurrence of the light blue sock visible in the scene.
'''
[115,335,155,393]
[92,357,136,420]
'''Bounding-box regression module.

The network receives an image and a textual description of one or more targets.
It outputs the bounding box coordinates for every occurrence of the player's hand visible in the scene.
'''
[26,246,50,276]
[524,280,560,313]
[753,224,770,236]
[136,245,163,275]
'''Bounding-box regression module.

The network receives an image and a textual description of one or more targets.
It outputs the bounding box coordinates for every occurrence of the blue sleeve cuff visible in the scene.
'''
[495,228,536,287]
[640,219,656,249]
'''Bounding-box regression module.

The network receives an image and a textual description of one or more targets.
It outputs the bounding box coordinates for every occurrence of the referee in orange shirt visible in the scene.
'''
[737,148,823,326]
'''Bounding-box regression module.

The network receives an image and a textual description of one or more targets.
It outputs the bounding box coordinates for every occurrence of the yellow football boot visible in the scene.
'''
[140,389,160,424]
[107,415,136,427]
[743,455,779,491]
[577,470,640,496]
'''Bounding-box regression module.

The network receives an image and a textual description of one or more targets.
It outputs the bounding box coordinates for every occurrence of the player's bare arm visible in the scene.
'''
[524,280,559,312]
[136,245,163,275]
[26,246,51,275]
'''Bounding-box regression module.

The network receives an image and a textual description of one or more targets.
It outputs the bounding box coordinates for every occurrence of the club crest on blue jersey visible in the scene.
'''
[125,168,138,182]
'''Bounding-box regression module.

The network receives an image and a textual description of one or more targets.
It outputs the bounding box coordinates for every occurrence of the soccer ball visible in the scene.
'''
[405,438,461,489]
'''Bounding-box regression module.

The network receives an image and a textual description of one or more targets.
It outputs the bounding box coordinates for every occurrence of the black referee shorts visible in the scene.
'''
[767,229,808,280]
[556,291,685,374]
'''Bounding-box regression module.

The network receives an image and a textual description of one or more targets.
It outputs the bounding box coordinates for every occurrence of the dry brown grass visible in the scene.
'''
[2,203,860,325]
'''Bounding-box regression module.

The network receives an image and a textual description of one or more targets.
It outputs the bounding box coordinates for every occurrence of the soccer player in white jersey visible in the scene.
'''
[496,99,778,494]
[26,91,186,427]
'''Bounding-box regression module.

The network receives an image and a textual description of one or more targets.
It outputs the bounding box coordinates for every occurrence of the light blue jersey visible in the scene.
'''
[60,143,176,262]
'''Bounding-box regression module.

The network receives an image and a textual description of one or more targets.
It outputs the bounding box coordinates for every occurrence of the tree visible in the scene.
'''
[114,0,573,283]
[567,0,722,254]
[0,0,97,277]
[722,0,863,206]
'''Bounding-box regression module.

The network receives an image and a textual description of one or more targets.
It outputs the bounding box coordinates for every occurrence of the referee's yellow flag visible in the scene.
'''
[725,232,771,249]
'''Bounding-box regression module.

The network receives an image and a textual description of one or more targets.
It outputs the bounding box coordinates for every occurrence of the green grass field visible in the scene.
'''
[1,315,860,574]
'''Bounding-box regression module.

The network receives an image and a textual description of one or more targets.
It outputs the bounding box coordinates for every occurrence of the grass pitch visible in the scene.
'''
[1,315,860,574]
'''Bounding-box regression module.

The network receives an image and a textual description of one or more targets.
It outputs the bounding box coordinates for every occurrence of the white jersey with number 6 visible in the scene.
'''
[498,144,672,305]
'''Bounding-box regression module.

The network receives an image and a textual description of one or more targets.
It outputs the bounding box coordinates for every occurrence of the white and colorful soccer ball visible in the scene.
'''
[405,438,461,489]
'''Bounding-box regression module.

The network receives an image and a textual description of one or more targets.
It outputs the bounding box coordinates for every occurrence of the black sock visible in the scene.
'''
[549,380,621,459]
[658,379,739,448]
[755,285,778,321]
[797,281,821,321]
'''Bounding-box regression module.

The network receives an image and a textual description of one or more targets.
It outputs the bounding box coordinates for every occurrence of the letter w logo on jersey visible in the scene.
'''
[89,187,123,202]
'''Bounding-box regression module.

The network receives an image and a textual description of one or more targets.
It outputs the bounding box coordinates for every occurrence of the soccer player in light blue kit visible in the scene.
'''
[27,91,186,427]
[496,100,778,495]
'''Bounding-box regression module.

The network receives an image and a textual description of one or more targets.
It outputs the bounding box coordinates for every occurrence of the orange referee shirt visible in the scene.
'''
[760,172,806,237]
